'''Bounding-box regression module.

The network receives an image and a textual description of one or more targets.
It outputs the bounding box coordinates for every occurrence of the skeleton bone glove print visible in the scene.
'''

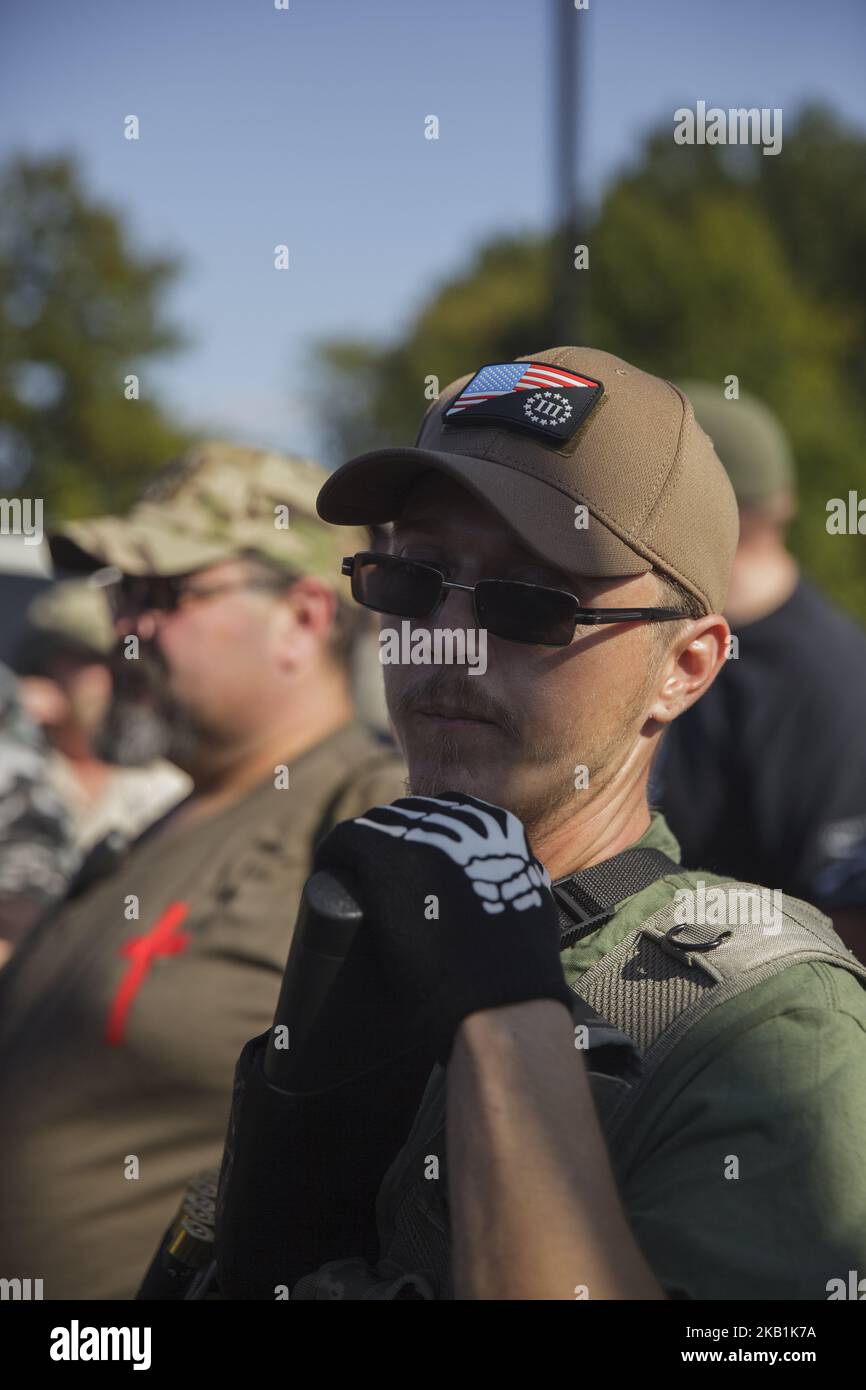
[313,792,575,1061]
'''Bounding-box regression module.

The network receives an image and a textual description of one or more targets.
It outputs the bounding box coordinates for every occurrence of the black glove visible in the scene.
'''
[313,791,575,1063]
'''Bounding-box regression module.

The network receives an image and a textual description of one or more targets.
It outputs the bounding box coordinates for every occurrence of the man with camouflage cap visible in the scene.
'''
[658,385,866,963]
[216,349,866,1302]
[0,441,406,1299]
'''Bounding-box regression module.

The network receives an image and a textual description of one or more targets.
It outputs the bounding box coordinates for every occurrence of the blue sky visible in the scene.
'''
[2,0,865,463]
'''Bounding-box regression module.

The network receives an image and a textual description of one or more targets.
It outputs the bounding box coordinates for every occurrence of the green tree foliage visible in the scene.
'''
[0,155,188,517]
[315,105,866,620]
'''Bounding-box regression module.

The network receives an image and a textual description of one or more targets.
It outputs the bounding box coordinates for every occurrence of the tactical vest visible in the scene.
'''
[291,847,866,1300]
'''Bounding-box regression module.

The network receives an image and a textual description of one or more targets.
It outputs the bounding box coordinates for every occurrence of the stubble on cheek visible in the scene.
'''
[396,677,651,832]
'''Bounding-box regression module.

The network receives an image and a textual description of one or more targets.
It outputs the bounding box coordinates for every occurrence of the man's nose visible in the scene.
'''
[436,582,477,629]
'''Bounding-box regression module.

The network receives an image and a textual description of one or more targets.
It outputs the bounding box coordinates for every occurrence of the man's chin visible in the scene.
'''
[405,746,506,803]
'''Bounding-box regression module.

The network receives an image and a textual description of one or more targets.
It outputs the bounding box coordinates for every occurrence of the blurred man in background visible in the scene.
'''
[0,440,406,1299]
[0,662,76,967]
[15,579,190,853]
[657,386,866,961]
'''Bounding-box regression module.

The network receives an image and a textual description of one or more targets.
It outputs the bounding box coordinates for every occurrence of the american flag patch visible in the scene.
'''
[444,361,603,442]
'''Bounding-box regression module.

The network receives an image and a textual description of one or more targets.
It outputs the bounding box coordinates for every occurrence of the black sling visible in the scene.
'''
[554,846,680,949]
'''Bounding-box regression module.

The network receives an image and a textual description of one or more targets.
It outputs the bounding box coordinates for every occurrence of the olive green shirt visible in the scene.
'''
[562,813,866,1300]
[305,812,866,1301]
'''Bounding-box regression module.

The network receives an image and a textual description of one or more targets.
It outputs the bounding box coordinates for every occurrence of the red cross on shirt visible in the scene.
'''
[105,901,191,1046]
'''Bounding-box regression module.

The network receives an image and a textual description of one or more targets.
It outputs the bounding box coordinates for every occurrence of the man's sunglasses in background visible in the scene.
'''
[342,551,691,648]
[105,571,291,620]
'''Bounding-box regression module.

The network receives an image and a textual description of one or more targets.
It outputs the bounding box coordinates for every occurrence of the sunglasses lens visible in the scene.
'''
[111,577,143,616]
[110,576,177,617]
[475,581,576,646]
[352,555,442,618]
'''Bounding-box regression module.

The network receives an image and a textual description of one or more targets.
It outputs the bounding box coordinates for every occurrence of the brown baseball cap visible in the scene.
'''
[316,347,739,615]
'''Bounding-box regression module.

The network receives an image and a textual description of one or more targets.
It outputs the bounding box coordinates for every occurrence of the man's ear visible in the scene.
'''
[275,578,338,666]
[646,615,730,726]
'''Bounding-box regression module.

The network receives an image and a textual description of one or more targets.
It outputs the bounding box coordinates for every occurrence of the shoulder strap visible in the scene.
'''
[575,882,866,1138]
[553,847,679,949]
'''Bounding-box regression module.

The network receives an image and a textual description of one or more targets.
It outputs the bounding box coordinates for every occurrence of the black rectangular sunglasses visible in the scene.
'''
[342,552,691,648]
[104,571,290,618]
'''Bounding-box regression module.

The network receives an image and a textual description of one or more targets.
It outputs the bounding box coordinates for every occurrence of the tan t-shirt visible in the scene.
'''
[0,719,406,1299]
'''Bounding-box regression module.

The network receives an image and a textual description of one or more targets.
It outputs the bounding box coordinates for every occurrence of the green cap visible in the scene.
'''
[27,579,115,656]
[49,440,368,582]
[677,384,796,506]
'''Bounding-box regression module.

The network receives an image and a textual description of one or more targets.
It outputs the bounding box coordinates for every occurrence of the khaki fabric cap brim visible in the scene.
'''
[50,514,278,577]
[316,446,652,579]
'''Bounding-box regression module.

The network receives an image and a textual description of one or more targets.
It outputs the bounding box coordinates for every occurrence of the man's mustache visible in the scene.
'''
[392,669,520,740]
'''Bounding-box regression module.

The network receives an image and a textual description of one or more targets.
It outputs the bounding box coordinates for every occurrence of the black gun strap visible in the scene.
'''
[553,847,680,951]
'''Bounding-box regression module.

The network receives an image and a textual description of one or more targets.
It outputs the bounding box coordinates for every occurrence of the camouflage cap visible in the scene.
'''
[49,441,368,583]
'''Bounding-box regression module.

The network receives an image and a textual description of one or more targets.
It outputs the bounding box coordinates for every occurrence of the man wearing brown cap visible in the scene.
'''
[0,441,406,1299]
[657,385,866,964]
[221,349,866,1302]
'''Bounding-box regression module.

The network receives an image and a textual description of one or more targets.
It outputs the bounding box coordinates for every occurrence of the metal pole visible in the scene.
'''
[552,0,586,345]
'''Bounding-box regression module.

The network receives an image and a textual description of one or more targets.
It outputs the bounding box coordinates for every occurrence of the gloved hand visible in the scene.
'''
[312,791,575,1063]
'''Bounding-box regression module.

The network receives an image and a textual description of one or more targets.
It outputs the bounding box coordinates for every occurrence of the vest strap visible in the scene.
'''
[553,846,679,950]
